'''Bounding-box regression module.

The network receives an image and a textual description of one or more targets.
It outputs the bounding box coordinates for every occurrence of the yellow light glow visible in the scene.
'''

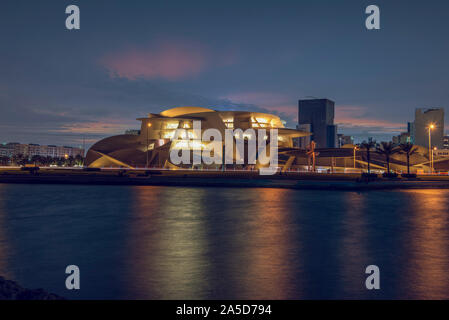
[174,140,204,150]
[255,117,269,124]
[166,122,179,129]
[430,124,435,129]
[147,123,152,127]
[163,131,175,139]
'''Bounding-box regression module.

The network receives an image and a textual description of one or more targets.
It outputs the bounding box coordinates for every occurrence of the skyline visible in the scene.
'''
[1,0,449,148]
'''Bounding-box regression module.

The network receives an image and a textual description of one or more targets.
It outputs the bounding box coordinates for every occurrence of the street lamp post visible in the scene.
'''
[428,124,435,173]
[146,122,152,168]
[433,147,437,173]
[353,146,358,169]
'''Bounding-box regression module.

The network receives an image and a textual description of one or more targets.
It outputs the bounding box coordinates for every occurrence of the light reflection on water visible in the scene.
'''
[0,184,448,299]
[401,190,449,299]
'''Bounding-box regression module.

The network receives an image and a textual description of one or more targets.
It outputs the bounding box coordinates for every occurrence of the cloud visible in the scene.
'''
[100,41,215,81]
[335,105,406,133]
[54,118,138,135]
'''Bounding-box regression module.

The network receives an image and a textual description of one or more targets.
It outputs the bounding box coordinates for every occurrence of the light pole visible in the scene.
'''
[146,122,152,168]
[433,147,437,173]
[353,146,358,169]
[428,123,435,173]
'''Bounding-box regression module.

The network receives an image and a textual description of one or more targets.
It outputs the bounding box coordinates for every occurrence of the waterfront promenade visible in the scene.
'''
[1,167,449,190]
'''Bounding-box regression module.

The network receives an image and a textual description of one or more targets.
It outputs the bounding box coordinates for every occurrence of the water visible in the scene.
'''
[0,184,448,300]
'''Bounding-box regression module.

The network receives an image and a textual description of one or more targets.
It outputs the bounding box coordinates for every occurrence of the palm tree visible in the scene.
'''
[74,154,84,166]
[376,141,400,174]
[360,140,376,174]
[400,143,418,175]
[31,155,42,165]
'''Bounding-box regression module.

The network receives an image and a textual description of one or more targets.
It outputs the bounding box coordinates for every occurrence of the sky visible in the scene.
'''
[1,0,449,148]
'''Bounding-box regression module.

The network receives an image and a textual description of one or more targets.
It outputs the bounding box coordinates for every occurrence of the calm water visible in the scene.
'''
[0,184,449,299]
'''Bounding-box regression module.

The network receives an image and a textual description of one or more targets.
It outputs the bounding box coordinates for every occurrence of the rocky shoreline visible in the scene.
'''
[0,276,64,300]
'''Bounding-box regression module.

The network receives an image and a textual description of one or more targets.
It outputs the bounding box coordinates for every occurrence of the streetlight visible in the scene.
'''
[433,147,437,173]
[353,146,358,169]
[428,123,435,173]
[146,122,152,168]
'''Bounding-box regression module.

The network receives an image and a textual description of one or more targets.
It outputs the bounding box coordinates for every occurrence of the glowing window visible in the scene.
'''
[166,122,179,129]
[163,131,175,139]
[255,117,269,123]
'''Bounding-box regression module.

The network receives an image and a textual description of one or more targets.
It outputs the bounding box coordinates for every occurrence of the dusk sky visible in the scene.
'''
[1,0,449,148]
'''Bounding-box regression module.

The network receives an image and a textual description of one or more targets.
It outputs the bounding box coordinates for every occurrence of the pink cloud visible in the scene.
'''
[336,105,405,132]
[54,118,137,135]
[101,41,209,80]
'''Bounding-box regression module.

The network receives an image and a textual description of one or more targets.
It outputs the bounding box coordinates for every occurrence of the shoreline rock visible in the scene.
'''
[0,276,65,300]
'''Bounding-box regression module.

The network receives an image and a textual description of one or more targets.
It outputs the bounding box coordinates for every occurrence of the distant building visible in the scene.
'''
[443,135,449,149]
[392,132,410,145]
[298,98,337,148]
[0,143,14,157]
[435,149,449,158]
[337,134,354,147]
[3,143,84,159]
[413,108,444,149]
[407,122,415,144]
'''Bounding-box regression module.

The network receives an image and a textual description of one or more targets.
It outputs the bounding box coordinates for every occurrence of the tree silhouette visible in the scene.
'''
[376,141,400,174]
[400,143,418,175]
[360,140,376,174]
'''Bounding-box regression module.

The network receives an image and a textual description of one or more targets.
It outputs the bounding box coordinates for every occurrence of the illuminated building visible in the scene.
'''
[443,135,449,149]
[85,107,310,169]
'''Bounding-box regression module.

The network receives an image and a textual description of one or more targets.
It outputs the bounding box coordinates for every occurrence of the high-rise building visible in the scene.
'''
[407,122,415,144]
[298,98,337,148]
[444,135,449,149]
[295,123,311,148]
[413,108,444,149]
